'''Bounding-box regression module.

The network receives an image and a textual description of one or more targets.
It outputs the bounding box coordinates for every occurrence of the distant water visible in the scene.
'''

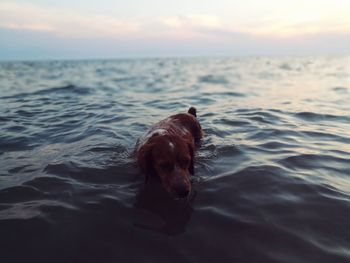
[1,57,350,263]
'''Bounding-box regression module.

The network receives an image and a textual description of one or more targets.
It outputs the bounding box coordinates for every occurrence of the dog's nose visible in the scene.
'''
[174,183,190,198]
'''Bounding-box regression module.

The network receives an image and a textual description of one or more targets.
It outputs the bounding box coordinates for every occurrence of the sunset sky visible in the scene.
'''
[1,0,350,60]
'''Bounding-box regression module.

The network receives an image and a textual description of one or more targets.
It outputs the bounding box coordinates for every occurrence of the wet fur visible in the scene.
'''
[136,107,203,197]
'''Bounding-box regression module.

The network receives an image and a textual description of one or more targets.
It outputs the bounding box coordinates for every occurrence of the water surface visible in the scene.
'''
[1,56,350,262]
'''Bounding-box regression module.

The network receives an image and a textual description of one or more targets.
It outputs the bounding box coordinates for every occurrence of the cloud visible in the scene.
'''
[0,22,54,32]
[0,2,139,38]
[162,14,222,30]
[254,14,350,37]
[2,1,350,41]
[159,13,350,39]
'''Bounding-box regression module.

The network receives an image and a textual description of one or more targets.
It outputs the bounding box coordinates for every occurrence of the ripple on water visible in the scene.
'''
[0,185,43,203]
[1,84,92,100]
[278,153,350,174]
[293,111,350,122]
[198,74,229,84]
[332,86,349,94]
[196,164,350,261]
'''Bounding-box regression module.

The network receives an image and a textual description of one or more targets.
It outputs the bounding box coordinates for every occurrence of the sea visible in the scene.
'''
[0,56,350,263]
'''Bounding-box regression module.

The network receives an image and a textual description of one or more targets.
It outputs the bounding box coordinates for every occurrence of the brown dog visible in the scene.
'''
[136,107,203,198]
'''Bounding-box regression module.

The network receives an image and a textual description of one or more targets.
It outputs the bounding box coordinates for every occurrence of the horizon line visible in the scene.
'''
[1,52,350,63]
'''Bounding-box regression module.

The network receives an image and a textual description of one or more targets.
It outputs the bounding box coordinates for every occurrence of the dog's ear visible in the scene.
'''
[137,144,154,183]
[187,107,203,142]
[188,142,195,175]
[188,107,197,117]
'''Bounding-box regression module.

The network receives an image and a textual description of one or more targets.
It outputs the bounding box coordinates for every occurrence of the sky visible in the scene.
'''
[1,0,350,60]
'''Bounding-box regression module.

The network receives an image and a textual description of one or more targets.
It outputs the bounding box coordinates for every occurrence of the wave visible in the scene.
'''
[1,84,92,100]
[293,111,350,122]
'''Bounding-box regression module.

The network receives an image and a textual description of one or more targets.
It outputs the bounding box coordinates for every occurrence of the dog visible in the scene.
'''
[136,107,203,198]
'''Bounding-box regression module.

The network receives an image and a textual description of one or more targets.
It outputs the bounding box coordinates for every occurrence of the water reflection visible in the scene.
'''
[133,179,195,236]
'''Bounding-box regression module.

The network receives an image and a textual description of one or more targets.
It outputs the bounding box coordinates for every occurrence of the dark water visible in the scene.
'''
[1,57,350,263]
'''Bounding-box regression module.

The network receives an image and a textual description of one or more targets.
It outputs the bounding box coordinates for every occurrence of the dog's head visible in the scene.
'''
[137,135,194,198]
